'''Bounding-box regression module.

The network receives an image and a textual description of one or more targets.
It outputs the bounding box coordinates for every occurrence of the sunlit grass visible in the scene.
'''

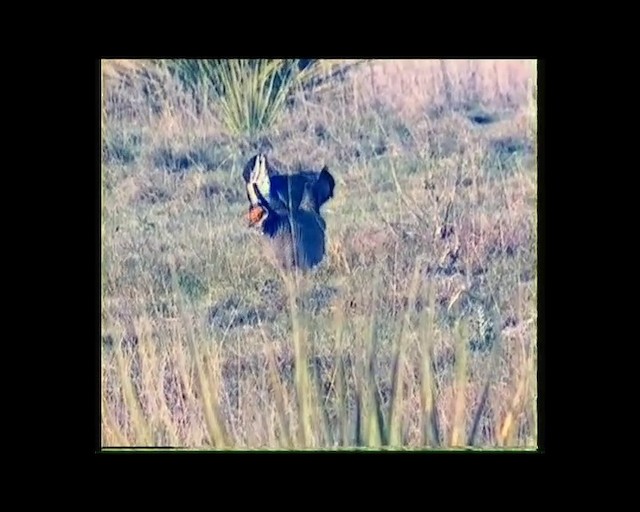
[101,59,537,450]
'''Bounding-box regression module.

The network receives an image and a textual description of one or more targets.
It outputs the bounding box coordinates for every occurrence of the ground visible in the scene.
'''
[101,59,537,449]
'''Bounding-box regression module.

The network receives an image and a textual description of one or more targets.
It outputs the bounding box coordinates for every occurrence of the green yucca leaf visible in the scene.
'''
[363,300,383,448]
[369,356,386,447]
[450,319,469,447]
[388,260,423,447]
[285,274,316,448]
[420,279,441,447]
[355,389,363,447]
[350,273,386,448]
[331,306,350,447]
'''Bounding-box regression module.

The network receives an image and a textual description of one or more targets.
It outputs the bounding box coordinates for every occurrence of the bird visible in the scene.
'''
[242,153,335,271]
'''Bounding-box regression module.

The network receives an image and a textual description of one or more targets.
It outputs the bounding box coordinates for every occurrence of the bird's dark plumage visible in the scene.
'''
[243,154,335,214]
[243,154,335,271]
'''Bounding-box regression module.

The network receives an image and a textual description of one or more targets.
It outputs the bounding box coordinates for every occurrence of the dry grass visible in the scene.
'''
[101,59,537,449]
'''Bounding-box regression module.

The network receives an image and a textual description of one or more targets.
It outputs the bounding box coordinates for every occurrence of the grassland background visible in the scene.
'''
[101,59,537,449]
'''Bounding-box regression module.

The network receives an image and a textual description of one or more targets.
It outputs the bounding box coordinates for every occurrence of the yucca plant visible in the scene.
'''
[162,59,332,137]
[105,58,368,137]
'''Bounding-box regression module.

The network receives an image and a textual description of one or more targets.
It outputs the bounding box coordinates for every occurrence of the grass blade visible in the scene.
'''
[284,273,315,448]
[419,279,441,447]
[468,309,502,446]
[332,304,349,447]
[170,257,228,448]
[114,343,152,446]
[363,302,383,448]
[388,259,423,447]
[264,342,293,449]
[450,319,469,447]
